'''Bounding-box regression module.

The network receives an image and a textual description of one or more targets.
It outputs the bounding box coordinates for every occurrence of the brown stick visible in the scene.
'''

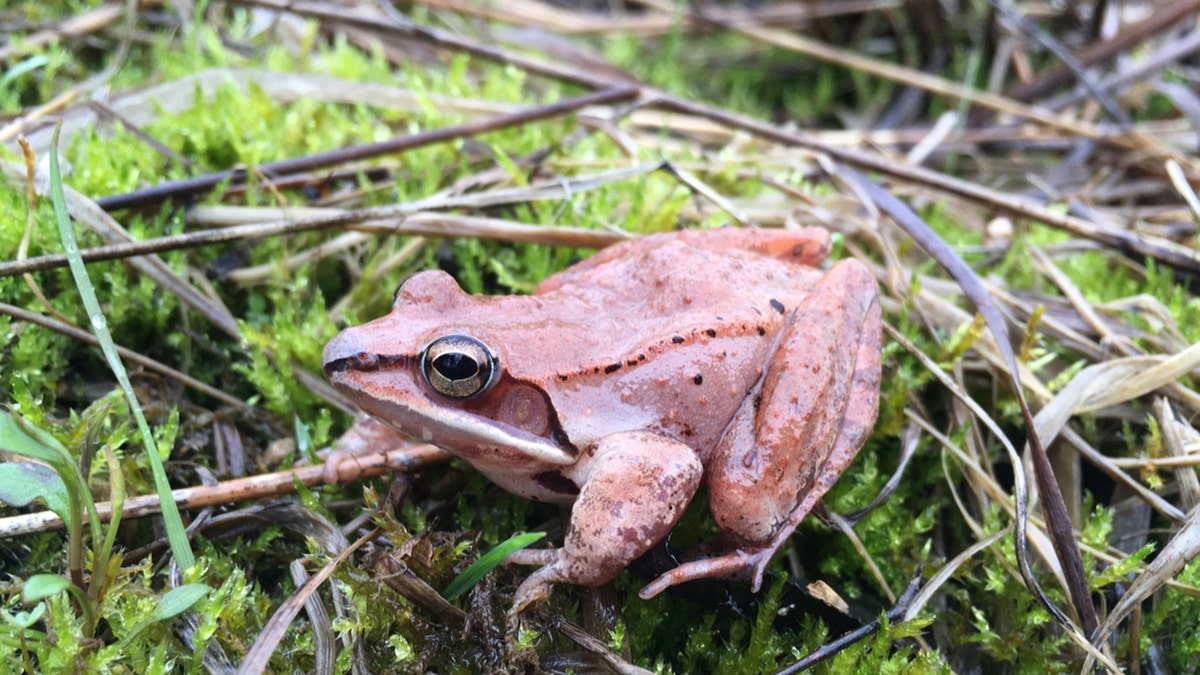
[0,211,633,278]
[1002,0,1200,104]
[0,445,449,537]
[95,85,638,211]
[0,4,124,62]
[650,94,1200,275]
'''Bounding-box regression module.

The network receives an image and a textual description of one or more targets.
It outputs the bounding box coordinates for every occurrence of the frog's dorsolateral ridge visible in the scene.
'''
[323,227,881,614]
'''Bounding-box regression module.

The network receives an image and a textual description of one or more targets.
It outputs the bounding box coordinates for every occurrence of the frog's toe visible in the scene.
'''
[511,562,565,616]
[638,549,764,599]
[637,541,790,598]
[747,551,775,592]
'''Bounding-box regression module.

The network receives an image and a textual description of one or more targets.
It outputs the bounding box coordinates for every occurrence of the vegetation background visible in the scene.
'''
[2,0,1200,672]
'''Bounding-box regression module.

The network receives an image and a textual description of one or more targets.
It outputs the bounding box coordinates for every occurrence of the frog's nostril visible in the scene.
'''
[322,332,380,374]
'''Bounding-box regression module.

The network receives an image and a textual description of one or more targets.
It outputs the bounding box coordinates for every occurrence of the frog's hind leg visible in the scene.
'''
[640,258,881,599]
[507,431,702,615]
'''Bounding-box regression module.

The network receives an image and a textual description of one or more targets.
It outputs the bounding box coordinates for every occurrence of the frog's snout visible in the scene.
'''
[322,330,380,375]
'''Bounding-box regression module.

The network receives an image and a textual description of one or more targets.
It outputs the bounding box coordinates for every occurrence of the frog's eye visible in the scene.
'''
[420,335,498,399]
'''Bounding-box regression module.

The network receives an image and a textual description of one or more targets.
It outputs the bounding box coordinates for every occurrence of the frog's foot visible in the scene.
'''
[640,487,827,599]
[639,540,798,599]
[506,431,702,614]
[506,551,566,617]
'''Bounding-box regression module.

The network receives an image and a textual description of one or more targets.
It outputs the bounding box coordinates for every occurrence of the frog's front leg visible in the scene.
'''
[506,431,702,614]
[641,258,881,598]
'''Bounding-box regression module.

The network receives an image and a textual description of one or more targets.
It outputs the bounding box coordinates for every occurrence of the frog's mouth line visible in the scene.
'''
[385,400,578,466]
[324,357,577,466]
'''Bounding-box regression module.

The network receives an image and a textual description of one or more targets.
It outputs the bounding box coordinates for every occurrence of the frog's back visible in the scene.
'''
[535,230,829,344]
[536,227,832,294]
[500,229,831,453]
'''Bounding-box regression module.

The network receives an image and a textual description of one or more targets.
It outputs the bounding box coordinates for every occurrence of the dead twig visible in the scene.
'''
[0,444,448,537]
[0,163,652,278]
[0,302,247,408]
[95,85,638,211]
[0,3,124,62]
[1001,0,1200,105]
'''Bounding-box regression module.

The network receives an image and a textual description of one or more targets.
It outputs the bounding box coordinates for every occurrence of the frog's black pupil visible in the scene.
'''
[433,352,478,380]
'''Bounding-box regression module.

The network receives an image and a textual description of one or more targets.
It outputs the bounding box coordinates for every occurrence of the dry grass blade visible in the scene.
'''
[376,554,467,628]
[902,528,1009,623]
[848,169,1100,637]
[237,530,376,675]
[1157,399,1200,511]
[0,4,123,64]
[547,613,655,675]
[1089,507,1200,666]
[886,330,1120,670]
[289,561,336,673]
[731,23,1117,141]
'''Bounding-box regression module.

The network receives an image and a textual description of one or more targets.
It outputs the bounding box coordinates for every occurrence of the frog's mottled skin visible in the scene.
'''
[323,227,881,612]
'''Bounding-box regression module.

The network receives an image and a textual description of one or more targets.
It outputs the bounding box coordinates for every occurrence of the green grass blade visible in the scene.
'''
[47,124,195,569]
[441,531,546,601]
[150,583,211,621]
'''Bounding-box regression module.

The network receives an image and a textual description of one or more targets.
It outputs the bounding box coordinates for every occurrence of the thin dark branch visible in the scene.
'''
[648,94,1200,276]
[991,0,1131,126]
[95,85,637,211]
[846,169,1100,638]
[1001,0,1200,104]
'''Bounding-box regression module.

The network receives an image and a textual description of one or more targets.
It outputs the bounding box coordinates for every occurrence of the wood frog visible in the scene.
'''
[322,227,881,613]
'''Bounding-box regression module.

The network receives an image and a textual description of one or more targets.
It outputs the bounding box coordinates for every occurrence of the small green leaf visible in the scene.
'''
[150,584,212,621]
[23,574,71,602]
[0,411,69,463]
[3,603,47,629]
[0,462,71,526]
[294,415,316,462]
[0,55,48,93]
[442,531,546,601]
[112,584,213,650]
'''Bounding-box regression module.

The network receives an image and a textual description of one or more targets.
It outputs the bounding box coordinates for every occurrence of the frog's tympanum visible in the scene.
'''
[322,227,881,613]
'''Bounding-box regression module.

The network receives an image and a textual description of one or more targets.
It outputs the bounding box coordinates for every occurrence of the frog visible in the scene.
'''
[321,226,882,614]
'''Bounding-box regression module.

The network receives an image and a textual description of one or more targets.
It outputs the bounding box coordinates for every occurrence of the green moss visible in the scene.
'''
[7,2,1199,672]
